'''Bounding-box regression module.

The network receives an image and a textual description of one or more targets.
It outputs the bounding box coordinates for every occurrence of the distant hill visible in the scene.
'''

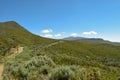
[63,36,120,46]
[63,36,85,41]
[63,36,104,41]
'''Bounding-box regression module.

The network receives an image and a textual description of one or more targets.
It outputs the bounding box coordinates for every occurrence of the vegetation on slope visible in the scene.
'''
[0,21,56,56]
[0,21,120,80]
[2,40,120,80]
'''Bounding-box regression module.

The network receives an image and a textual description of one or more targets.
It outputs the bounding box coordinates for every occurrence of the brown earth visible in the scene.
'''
[0,64,4,80]
[10,46,24,54]
[0,47,24,80]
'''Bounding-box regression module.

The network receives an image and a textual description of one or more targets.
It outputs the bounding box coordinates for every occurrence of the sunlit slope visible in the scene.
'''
[0,21,56,56]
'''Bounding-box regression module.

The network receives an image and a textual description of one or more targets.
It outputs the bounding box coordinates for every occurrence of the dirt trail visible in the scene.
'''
[0,47,24,80]
[17,47,24,53]
[10,46,24,54]
[0,64,4,80]
[0,41,63,80]
[45,41,64,48]
[1,47,24,61]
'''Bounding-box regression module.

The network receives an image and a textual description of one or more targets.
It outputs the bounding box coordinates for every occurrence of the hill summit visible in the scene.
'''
[0,21,55,55]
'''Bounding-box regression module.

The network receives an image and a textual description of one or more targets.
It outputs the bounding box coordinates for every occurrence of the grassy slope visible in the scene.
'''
[0,21,56,56]
[0,21,56,45]
[0,21,120,80]
[4,41,119,80]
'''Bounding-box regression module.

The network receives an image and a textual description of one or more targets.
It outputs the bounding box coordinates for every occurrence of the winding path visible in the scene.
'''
[44,41,64,48]
[0,41,64,80]
[0,64,4,80]
[0,47,24,80]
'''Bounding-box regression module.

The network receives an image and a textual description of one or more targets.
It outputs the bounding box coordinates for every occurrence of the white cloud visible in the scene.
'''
[43,34,53,38]
[83,31,97,35]
[55,34,62,37]
[54,32,66,37]
[71,33,79,37]
[41,29,53,33]
[40,29,66,38]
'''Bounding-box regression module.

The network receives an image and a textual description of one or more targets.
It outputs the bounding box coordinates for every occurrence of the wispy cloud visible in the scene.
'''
[55,34,62,37]
[41,29,66,38]
[41,29,53,33]
[54,32,66,37]
[82,31,97,35]
[71,33,79,37]
[43,34,53,38]
[40,29,67,38]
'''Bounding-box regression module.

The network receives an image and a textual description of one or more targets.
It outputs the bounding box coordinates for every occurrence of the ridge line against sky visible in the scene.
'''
[0,0,120,42]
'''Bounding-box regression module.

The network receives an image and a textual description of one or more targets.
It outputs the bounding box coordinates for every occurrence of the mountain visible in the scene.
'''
[63,36,84,41]
[0,21,55,44]
[63,36,120,46]
[0,21,120,80]
[64,36,106,42]
[0,21,56,55]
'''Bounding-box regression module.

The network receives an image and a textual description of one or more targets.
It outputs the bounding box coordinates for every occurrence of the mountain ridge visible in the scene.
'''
[63,36,107,41]
[63,36,120,46]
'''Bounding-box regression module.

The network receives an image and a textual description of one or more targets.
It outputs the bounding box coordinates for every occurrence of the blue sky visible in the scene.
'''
[0,0,120,42]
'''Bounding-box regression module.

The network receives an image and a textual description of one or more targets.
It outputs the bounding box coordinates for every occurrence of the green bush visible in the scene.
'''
[50,66,75,80]
[86,68,101,80]
[40,66,50,75]
[3,55,55,80]
[25,55,55,68]
[70,65,87,80]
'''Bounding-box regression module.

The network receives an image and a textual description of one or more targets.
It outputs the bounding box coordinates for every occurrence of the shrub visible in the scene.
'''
[87,68,101,80]
[70,65,87,80]
[40,66,50,75]
[3,55,55,80]
[50,66,75,80]
[25,55,55,68]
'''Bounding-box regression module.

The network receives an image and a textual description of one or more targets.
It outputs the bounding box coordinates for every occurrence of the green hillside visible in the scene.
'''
[0,21,120,80]
[0,21,56,56]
